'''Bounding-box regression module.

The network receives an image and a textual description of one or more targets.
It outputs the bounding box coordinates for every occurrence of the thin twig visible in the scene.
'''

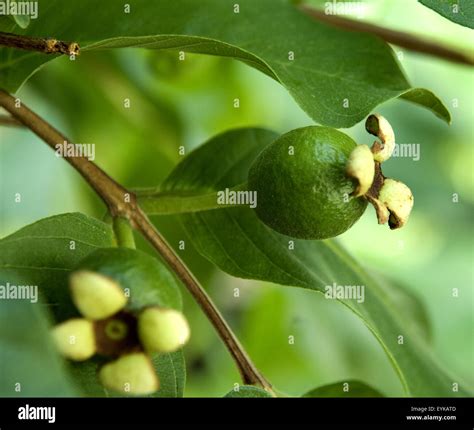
[133,207,272,390]
[0,31,80,56]
[300,5,474,66]
[0,89,273,394]
[0,114,23,127]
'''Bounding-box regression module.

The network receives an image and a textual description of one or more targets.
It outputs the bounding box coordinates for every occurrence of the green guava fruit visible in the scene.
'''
[248,126,368,239]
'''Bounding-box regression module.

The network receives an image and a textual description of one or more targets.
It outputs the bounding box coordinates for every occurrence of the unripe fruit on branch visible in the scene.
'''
[248,114,414,239]
[248,126,368,239]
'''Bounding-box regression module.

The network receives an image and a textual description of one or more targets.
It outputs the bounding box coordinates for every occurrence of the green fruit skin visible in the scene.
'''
[74,248,182,314]
[248,126,368,239]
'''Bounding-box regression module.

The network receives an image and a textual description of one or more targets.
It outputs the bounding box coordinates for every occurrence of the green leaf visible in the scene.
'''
[152,351,186,398]
[5,0,31,29]
[303,380,384,397]
[0,212,115,318]
[0,213,186,397]
[224,385,272,398]
[13,15,31,29]
[0,213,112,396]
[0,0,449,126]
[0,298,77,396]
[419,0,474,28]
[371,273,432,343]
[156,127,470,397]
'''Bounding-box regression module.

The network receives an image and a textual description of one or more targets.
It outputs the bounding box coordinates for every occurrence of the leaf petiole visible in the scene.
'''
[112,216,136,249]
[136,182,250,215]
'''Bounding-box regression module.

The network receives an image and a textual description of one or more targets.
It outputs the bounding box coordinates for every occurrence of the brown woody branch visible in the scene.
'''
[300,5,474,66]
[0,114,23,127]
[0,31,79,56]
[0,89,273,394]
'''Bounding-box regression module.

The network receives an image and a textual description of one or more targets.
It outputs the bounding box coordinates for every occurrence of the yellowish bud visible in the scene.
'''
[99,353,159,395]
[69,270,127,320]
[52,318,96,361]
[138,307,190,353]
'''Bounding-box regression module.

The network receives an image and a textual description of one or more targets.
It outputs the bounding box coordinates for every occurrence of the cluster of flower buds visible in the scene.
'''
[52,270,190,395]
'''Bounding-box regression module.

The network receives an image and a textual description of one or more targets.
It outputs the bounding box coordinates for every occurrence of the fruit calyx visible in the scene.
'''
[346,114,414,230]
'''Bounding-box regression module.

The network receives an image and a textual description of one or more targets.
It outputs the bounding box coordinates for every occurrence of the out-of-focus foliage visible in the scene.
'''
[0,0,449,126]
[303,380,384,397]
[419,0,474,28]
[0,0,472,397]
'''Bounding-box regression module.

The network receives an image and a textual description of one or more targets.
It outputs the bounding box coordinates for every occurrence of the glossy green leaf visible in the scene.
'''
[419,0,474,28]
[0,213,186,397]
[156,127,470,397]
[303,380,384,397]
[0,0,449,126]
[224,385,272,398]
[0,212,115,318]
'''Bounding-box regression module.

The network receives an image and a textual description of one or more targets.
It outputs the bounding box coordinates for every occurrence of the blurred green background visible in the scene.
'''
[0,0,472,397]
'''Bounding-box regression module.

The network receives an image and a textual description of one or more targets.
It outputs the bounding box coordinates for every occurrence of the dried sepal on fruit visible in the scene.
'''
[345,114,414,230]
[346,144,375,197]
[378,179,414,229]
[365,194,390,225]
[365,113,396,163]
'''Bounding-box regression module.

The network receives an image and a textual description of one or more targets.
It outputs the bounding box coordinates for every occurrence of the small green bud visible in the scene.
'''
[99,352,159,395]
[69,270,127,320]
[346,144,375,197]
[138,307,190,353]
[378,178,414,229]
[52,318,96,361]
